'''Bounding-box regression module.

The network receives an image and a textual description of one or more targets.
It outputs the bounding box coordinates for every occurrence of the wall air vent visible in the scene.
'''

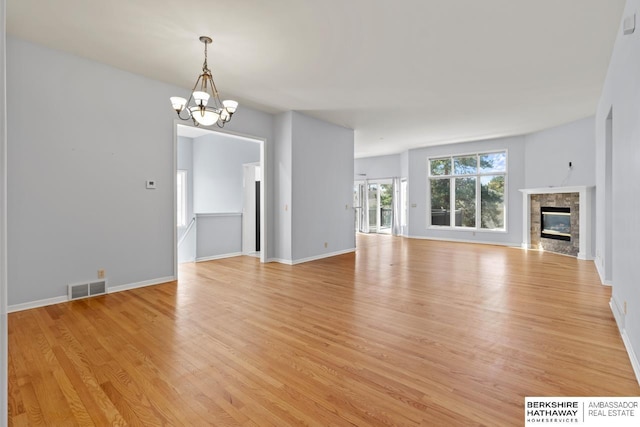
[68,280,108,300]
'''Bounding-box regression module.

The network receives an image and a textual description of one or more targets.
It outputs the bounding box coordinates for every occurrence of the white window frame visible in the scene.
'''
[427,150,508,232]
[400,179,408,228]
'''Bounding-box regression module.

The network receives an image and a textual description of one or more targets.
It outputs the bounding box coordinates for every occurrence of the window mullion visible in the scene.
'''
[450,177,455,227]
[476,175,481,230]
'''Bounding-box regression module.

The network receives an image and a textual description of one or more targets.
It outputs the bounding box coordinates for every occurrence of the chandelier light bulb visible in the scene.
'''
[223,100,238,113]
[192,91,210,107]
[170,97,187,112]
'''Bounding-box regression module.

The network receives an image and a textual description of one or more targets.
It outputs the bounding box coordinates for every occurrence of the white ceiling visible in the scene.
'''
[6,0,626,158]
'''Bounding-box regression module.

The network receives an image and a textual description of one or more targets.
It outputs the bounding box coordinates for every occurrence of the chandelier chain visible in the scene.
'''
[202,40,209,73]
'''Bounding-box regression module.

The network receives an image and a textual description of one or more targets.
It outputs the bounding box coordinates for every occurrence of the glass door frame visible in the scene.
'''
[353,180,366,233]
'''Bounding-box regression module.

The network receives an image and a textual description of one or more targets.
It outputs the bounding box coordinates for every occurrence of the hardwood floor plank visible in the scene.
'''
[8,235,640,425]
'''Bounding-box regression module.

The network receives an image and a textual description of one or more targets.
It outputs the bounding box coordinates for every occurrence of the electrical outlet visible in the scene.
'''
[324,242,328,248]
[624,301,628,315]
[98,269,105,279]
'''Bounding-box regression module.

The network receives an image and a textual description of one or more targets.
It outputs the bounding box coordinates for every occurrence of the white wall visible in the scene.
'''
[195,214,242,260]
[595,0,640,379]
[7,37,174,305]
[291,112,355,262]
[400,151,409,179]
[6,36,354,306]
[6,37,275,307]
[407,136,526,246]
[369,117,596,246]
[524,116,596,188]
[1,0,7,421]
[193,133,260,213]
[524,116,597,257]
[354,154,401,180]
[400,151,410,236]
[215,103,275,260]
[273,112,293,261]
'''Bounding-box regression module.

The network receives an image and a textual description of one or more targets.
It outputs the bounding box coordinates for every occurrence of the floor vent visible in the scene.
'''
[68,280,107,301]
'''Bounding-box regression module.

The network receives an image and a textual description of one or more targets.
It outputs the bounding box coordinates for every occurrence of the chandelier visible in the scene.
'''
[170,36,238,127]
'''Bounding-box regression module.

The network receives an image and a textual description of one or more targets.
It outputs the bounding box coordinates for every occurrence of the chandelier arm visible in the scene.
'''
[176,107,192,121]
[208,77,224,108]
[190,74,204,95]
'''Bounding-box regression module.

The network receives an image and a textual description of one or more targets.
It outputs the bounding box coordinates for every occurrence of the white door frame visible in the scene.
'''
[242,162,260,255]
[365,178,393,234]
[173,121,267,278]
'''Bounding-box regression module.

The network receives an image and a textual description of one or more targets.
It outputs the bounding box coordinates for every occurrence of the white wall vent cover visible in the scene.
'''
[68,280,107,300]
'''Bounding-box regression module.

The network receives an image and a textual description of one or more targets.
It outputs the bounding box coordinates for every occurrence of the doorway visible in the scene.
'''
[354,179,393,234]
[242,163,261,255]
[174,123,266,277]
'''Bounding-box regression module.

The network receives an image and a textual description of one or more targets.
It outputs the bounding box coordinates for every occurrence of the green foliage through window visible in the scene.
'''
[428,152,506,230]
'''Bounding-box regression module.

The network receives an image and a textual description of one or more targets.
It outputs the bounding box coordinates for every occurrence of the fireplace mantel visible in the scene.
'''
[519,186,594,260]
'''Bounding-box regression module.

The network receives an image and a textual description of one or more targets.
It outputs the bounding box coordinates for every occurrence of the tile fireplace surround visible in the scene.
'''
[520,186,594,260]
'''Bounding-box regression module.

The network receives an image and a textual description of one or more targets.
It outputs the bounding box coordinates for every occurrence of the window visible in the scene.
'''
[428,152,506,230]
[177,170,187,227]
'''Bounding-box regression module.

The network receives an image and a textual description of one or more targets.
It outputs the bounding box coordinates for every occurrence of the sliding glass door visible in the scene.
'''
[368,183,379,232]
[378,182,393,234]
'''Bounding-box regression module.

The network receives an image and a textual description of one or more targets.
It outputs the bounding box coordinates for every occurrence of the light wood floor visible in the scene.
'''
[8,235,640,426]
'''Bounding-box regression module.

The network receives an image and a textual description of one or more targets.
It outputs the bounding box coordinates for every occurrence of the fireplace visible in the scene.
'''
[520,186,593,260]
[541,206,571,241]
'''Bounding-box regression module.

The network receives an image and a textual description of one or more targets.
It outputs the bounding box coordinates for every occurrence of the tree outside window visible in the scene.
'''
[428,152,506,230]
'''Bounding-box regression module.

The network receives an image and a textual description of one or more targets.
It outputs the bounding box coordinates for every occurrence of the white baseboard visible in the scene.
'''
[610,297,625,330]
[267,258,293,265]
[595,258,605,283]
[7,276,176,313]
[267,248,356,266]
[108,276,176,294]
[408,234,520,248]
[196,252,242,262]
[290,248,356,265]
[8,295,68,313]
[577,251,594,261]
[621,329,640,386]
[594,258,613,286]
[609,298,640,386]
